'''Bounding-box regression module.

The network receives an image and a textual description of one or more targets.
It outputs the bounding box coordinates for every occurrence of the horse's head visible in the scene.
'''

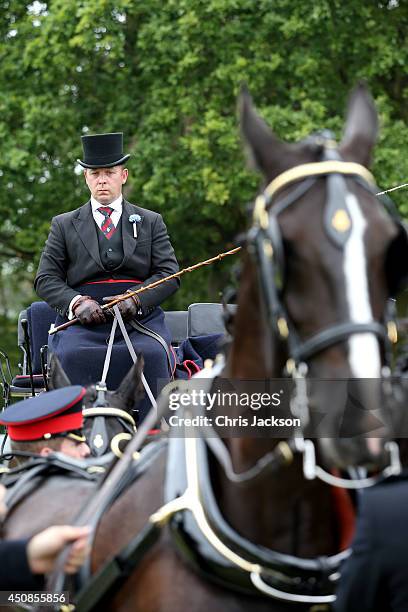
[239,83,407,469]
[48,353,144,456]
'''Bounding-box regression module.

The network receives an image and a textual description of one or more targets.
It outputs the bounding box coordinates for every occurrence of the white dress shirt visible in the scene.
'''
[68,195,123,319]
[90,194,123,229]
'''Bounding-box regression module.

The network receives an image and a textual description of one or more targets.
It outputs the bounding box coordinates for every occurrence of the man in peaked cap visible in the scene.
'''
[0,386,90,461]
[34,132,179,422]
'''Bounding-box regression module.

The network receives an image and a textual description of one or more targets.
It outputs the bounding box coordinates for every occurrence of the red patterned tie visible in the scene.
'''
[97,206,116,240]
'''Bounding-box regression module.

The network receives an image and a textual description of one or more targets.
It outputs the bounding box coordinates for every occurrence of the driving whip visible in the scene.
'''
[49,246,241,335]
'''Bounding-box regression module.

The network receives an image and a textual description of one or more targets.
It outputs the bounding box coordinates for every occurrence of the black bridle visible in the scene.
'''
[242,136,404,488]
[247,136,398,368]
[83,381,136,457]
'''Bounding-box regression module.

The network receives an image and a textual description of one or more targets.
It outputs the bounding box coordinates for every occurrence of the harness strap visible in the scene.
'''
[263,160,375,202]
[113,305,158,413]
[4,463,48,510]
[2,455,103,514]
[251,226,289,340]
[129,318,173,376]
[98,307,158,414]
[83,407,136,429]
[152,434,341,603]
[195,430,350,574]
[73,439,167,597]
[100,316,117,384]
[74,522,161,612]
[204,436,295,484]
[291,321,388,363]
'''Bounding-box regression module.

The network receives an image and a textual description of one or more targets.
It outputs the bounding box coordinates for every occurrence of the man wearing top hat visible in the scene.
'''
[0,387,91,462]
[34,133,179,421]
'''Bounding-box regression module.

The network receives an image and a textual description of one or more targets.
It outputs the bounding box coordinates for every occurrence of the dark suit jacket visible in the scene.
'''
[34,200,179,317]
[0,540,44,590]
[335,477,408,612]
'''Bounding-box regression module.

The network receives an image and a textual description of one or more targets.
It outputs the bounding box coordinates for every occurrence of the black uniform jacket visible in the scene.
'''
[34,199,179,317]
[335,476,408,612]
[0,540,44,590]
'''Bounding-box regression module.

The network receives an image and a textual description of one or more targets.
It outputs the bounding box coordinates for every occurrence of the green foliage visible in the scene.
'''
[0,0,407,372]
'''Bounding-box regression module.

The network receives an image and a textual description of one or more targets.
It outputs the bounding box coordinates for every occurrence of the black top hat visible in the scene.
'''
[77,132,130,169]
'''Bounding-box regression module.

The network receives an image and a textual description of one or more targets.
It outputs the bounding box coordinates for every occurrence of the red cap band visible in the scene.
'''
[7,411,84,441]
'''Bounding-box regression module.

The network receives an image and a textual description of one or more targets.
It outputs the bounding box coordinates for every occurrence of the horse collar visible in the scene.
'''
[157,418,346,604]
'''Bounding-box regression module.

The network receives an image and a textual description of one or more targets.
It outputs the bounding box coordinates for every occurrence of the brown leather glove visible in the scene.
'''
[72,295,106,326]
[103,292,142,322]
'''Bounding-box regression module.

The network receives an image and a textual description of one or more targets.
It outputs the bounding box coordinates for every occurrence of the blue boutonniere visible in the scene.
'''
[129,214,142,238]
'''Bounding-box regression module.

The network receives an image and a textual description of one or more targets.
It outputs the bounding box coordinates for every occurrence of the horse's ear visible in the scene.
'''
[339,82,378,167]
[112,357,144,411]
[47,352,71,389]
[239,85,292,178]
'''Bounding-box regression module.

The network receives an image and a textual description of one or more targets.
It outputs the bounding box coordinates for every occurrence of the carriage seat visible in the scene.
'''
[164,311,188,347]
[169,303,236,378]
[9,302,56,399]
[187,302,236,337]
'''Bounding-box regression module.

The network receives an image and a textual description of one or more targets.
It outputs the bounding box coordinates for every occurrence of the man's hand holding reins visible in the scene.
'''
[103,292,142,321]
[73,296,106,325]
[1,484,91,575]
[27,525,91,575]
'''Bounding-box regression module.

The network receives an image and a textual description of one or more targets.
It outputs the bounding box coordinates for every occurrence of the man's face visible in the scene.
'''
[84,166,128,204]
[40,438,91,460]
[60,438,91,459]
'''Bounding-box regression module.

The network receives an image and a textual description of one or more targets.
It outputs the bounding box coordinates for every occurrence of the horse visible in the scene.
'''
[47,353,143,457]
[3,83,407,612]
